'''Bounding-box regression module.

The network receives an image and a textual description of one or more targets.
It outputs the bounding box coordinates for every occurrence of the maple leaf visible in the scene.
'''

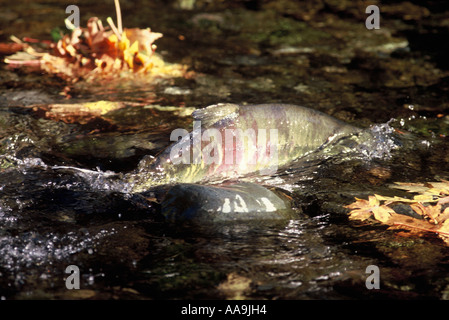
[436,206,449,224]
[3,0,188,82]
[390,182,430,194]
[345,196,394,223]
[391,180,449,200]
[124,28,163,56]
[374,194,422,203]
[437,195,449,205]
[28,100,134,124]
[345,179,449,245]
[409,202,441,224]
[372,205,395,223]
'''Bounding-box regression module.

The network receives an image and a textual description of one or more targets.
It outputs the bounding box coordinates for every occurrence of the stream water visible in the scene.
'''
[1,0,449,300]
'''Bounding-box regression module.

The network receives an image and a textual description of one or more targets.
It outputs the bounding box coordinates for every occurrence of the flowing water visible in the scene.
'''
[1,0,449,300]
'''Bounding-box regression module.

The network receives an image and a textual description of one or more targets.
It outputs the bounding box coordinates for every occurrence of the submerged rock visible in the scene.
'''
[161,182,299,223]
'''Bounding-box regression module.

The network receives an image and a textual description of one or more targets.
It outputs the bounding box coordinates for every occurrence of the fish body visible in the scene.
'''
[126,103,360,193]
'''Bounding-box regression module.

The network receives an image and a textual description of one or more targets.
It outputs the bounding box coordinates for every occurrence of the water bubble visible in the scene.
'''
[0,228,115,277]
[421,140,431,148]
[353,122,400,161]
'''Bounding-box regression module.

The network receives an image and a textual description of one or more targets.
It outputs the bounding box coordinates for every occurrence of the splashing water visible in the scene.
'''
[355,121,400,160]
[0,229,116,273]
[0,120,401,197]
[304,121,401,165]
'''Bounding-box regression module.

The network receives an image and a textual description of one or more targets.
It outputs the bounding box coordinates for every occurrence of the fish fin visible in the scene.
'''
[192,103,240,127]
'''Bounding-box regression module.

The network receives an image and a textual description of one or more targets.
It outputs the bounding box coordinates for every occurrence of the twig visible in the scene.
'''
[107,17,121,41]
[114,0,123,34]
[10,35,23,44]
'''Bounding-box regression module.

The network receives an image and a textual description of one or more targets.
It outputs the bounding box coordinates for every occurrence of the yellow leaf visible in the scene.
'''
[410,202,441,224]
[439,219,449,234]
[372,206,394,223]
[368,195,380,206]
[108,33,118,44]
[390,182,429,193]
[84,100,124,114]
[437,196,449,205]
[413,194,438,202]
[427,181,449,194]
[124,28,163,55]
[133,52,150,72]
[123,40,139,69]
[348,208,373,221]
[344,198,369,210]
[118,32,130,53]
[374,194,416,203]
[391,181,449,198]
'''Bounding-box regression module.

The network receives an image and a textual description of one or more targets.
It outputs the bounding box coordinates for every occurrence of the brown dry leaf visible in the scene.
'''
[4,1,189,82]
[372,205,394,223]
[413,194,438,202]
[410,202,441,224]
[387,214,439,234]
[390,182,430,193]
[374,194,418,203]
[29,100,135,124]
[345,196,394,223]
[437,195,449,205]
[392,181,449,198]
[438,219,449,234]
[346,180,449,245]
[389,214,449,246]
[344,196,378,221]
[124,28,162,55]
[439,214,449,245]
[435,207,449,224]
[426,180,449,195]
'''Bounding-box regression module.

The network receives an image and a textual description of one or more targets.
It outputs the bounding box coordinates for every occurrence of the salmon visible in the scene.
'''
[126,103,360,193]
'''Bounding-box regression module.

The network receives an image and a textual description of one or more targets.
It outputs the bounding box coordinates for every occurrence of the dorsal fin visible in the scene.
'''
[192,103,240,127]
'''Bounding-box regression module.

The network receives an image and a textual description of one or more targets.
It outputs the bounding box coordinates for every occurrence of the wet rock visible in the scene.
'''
[1,90,56,107]
[161,182,299,222]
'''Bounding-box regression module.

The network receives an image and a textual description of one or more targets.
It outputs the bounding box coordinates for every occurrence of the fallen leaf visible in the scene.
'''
[345,180,449,245]
[437,195,449,205]
[438,218,449,234]
[374,194,418,203]
[410,202,440,224]
[436,207,449,225]
[4,0,189,82]
[390,182,429,193]
[413,194,438,202]
[345,196,394,222]
[29,100,134,124]
[372,205,394,223]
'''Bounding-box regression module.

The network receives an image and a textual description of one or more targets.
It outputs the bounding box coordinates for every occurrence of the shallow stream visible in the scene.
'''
[1,0,449,299]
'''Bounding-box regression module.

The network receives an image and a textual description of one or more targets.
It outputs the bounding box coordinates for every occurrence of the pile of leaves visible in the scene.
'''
[3,2,186,81]
[345,180,449,244]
